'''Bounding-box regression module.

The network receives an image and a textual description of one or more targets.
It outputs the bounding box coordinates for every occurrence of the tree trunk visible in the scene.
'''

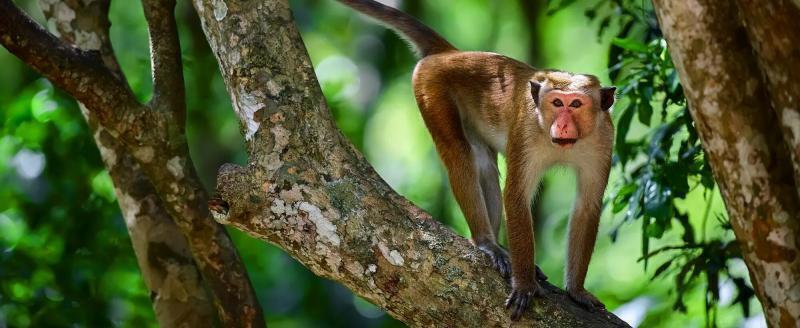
[0,0,265,326]
[191,0,628,326]
[38,1,216,326]
[652,1,800,326]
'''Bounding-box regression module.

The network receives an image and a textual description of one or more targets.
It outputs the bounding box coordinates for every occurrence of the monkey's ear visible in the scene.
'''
[600,86,616,111]
[530,81,542,107]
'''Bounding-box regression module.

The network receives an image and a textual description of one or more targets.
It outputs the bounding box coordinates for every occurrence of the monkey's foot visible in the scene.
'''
[567,287,606,312]
[478,243,511,281]
[505,283,546,321]
[476,242,511,281]
[476,243,548,282]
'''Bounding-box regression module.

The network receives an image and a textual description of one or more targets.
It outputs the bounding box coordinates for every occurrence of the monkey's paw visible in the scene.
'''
[567,287,606,312]
[476,242,511,281]
[476,243,548,283]
[505,283,545,321]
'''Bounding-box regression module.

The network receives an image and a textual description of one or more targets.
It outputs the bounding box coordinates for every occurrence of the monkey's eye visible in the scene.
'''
[552,99,563,107]
[569,99,582,108]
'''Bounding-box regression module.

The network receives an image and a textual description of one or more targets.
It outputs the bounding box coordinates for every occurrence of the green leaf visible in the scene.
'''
[646,219,665,238]
[637,98,653,125]
[612,183,637,214]
[615,102,636,164]
[91,170,117,202]
[651,260,672,279]
[643,180,671,223]
[642,218,650,269]
[14,121,48,148]
[612,38,649,53]
[0,211,27,247]
[30,89,59,123]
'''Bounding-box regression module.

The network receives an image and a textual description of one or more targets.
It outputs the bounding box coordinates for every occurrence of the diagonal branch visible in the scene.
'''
[38,1,217,326]
[143,0,187,122]
[193,0,629,326]
[133,1,266,326]
[0,0,142,132]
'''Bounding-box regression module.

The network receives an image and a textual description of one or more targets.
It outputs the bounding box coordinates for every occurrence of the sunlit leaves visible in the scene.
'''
[30,89,59,123]
[0,78,154,326]
[91,171,117,202]
[0,211,27,248]
[612,38,649,53]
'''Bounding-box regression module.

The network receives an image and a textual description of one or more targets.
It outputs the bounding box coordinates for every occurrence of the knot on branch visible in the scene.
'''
[212,162,258,223]
[208,195,230,223]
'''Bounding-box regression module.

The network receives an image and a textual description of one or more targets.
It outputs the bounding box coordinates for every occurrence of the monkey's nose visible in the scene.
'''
[551,111,579,148]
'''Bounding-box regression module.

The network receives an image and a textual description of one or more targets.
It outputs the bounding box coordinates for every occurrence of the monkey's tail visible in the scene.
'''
[336,0,457,57]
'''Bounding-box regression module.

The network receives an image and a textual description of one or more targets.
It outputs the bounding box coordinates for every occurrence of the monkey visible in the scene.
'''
[335,0,616,320]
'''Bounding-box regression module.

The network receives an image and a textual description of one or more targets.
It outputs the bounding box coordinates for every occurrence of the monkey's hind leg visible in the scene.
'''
[473,145,514,280]
[418,97,511,280]
[441,142,511,280]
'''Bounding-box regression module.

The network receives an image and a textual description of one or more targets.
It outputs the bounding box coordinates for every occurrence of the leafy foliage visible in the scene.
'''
[0,80,156,327]
[551,0,756,325]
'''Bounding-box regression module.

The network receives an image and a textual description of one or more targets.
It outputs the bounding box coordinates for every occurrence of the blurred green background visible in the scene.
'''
[0,0,764,327]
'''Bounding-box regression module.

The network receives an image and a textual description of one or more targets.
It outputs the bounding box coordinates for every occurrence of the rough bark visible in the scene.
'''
[653,1,800,327]
[734,0,800,200]
[37,0,216,326]
[193,0,628,326]
[0,0,265,326]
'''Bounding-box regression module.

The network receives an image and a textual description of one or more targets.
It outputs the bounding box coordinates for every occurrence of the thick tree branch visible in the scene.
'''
[0,0,145,137]
[734,0,800,199]
[37,1,217,326]
[193,0,629,326]
[653,0,800,325]
[127,1,266,325]
[143,0,187,123]
[134,151,265,327]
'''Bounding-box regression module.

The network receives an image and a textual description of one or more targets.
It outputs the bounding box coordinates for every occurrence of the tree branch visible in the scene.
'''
[125,0,266,325]
[0,0,143,135]
[142,0,187,121]
[734,0,800,199]
[37,1,218,326]
[193,0,629,326]
[3,0,267,325]
[652,0,800,325]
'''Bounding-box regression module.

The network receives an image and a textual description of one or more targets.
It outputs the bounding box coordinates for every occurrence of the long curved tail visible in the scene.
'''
[336,0,457,57]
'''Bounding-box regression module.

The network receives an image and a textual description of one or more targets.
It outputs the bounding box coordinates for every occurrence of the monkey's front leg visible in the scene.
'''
[502,149,545,321]
[565,163,611,311]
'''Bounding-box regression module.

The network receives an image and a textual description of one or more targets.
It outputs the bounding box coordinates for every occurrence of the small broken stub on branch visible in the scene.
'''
[208,195,230,223]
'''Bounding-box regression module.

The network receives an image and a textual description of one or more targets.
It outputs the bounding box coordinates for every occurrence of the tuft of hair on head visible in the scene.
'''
[533,71,600,91]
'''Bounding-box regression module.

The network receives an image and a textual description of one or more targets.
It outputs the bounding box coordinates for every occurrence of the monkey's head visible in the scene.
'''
[530,72,616,149]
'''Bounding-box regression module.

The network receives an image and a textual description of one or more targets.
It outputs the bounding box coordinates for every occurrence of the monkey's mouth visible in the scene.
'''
[552,138,578,147]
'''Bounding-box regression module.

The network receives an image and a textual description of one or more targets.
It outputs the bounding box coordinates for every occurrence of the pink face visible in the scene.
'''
[541,90,595,149]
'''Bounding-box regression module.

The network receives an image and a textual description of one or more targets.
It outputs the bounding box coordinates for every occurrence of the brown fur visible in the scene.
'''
[337,0,616,320]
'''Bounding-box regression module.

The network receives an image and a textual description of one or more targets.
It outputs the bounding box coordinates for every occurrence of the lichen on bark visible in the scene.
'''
[653,0,800,326]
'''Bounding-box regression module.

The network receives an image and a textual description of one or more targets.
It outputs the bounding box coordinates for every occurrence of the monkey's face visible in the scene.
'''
[540,90,595,148]
[531,78,616,149]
